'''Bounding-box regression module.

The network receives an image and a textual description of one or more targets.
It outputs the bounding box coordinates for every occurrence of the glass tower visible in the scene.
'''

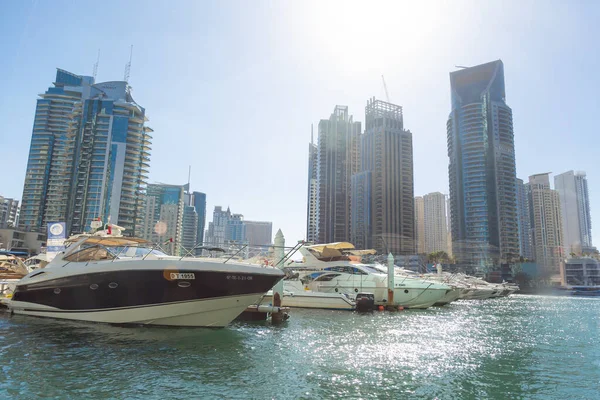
[20,69,152,236]
[447,60,519,271]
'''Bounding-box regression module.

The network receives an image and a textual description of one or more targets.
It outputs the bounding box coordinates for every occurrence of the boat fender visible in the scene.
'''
[334,288,338,292]
[378,305,384,311]
[354,288,358,293]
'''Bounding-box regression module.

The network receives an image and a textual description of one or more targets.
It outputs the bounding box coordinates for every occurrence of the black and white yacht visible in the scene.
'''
[7,230,284,327]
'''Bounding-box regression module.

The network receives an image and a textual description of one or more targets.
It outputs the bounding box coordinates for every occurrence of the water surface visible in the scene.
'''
[1,295,599,399]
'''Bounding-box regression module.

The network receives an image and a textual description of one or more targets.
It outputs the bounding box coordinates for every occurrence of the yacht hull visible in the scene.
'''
[8,294,264,327]
[459,288,495,300]
[433,288,461,306]
[260,290,355,310]
[9,267,283,327]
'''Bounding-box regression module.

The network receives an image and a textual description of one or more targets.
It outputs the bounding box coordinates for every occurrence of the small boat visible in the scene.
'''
[6,227,284,327]
[258,279,356,310]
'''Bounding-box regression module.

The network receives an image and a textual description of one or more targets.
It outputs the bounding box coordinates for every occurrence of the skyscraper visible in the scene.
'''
[244,220,273,246]
[205,206,231,248]
[352,98,414,254]
[527,173,564,272]
[447,60,519,270]
[306,125,318,243]
[0,196,19,227]
[191,191,207,254]
[554,171,594,254]
[181,205,198,254]
[226,213,246,243]
[414,196,425,254]
[20,69,152,235]
[516,178,533,260]
[316,106,361,244]
[423,192,448,254]
[141,183,184,255]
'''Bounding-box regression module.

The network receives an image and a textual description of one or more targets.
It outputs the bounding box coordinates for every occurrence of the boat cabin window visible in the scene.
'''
[324,266,367,275]
[64,245,116,262]
[313,273,341,282]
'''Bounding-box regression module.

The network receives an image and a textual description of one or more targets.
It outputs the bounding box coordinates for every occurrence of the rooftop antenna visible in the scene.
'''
[311,124,314,144]
[381,75,391,103]
[92,49,100,81]
[124,45,133,82]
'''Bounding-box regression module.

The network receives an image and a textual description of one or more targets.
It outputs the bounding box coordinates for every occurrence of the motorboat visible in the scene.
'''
[284,243,451,309]
[0,255,29,299]
[6,228,284,327]
[259,279,356,311]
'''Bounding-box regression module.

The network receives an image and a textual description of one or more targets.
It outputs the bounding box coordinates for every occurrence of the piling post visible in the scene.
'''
[271,229,285,322]
[387,252,395,306]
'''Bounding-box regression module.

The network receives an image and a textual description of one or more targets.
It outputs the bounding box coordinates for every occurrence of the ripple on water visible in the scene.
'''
[1,295,599,399]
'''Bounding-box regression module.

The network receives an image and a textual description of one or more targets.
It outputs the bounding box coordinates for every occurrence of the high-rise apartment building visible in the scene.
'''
[306,126,318,243]
[181,205,198,254]
[414,196,425,254]
[554,171,594,254]
[316,106,361,244]
[205,206,231,248]
[141,183,184,255]
[352,99,414,254]
[226,213,246,243]
[516,178,533,260]
[447,60,519,270]
[423,192,448,254]
[20,69,152,235]
[191,191,207,255]
[245,220,273,246]
[527,173,564,272]
[0,196,19,227]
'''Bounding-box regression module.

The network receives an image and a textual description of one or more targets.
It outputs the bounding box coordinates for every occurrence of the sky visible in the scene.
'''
[1,0,599,247]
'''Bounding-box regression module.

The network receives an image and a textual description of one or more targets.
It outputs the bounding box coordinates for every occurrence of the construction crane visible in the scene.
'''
[381,75,391,103]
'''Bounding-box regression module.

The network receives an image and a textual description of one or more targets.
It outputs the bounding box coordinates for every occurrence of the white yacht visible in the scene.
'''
[259,279,356,311]
[284,243,452,309]
[6,228,284,327]
[0,255,30,299]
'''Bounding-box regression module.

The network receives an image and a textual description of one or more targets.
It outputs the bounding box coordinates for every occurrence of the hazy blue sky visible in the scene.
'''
[1,0,599,246]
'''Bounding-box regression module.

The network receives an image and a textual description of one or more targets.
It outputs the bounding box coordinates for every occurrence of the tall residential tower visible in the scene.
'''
[316,106,361,244]
[20,69,152,235]
[423,192,448,254]
[554,171,594,254]
[352,99,414,254]
[447,60,519,270]
[306,125,318,243]
[527,173,564,272]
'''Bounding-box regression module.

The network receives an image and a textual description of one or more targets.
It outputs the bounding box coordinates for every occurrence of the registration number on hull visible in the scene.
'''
[170,273,196,280]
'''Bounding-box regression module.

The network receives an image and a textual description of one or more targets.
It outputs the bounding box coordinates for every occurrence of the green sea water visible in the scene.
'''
[1,295,599,399]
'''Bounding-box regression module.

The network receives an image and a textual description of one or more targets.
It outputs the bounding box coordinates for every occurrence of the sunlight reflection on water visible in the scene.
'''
[1,295,599,399]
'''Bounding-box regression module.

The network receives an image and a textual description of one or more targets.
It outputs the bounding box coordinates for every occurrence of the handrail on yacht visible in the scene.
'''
[223,244,248,264]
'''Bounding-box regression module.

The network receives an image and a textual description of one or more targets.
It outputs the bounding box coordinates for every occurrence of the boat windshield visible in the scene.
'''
[359,265,386,274]
[63,244,168,262]
[107,246,168,258]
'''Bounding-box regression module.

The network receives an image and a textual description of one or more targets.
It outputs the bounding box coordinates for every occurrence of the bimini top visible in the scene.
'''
[306,242,355,253]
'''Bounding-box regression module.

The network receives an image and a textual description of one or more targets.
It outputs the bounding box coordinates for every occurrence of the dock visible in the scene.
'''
[236,304,290,322]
